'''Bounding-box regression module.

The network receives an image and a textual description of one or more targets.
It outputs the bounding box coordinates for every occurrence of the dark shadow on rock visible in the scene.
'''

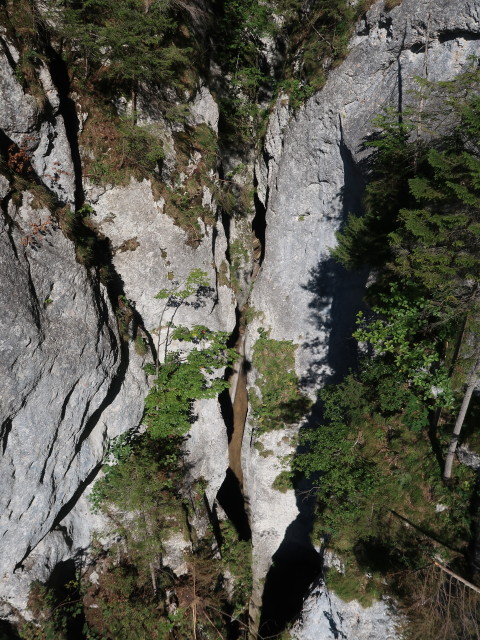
[46,46,85,209]
[0,621,20,640]
[300,257,368,390]
[259,478,321,636]
[300,115,369,389]
[259,125,370,635]
[218,388,234,442]
[217,468,251,541]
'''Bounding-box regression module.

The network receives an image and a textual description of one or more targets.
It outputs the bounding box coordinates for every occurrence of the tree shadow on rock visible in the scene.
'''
[259,122,371,636]
[259,474,321,637]
[300,256,369,390]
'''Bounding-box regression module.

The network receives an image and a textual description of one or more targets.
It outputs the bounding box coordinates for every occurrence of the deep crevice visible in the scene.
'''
[0,619,21,639]
[218,387,234,443]
[217,468,251,541]
[45,558,89,639]
[258,512,321,637]
[1,418,12,455]
[438,30,480,43]
[46,47,85,209]
[252,177,266,268]
[378,15,393,39]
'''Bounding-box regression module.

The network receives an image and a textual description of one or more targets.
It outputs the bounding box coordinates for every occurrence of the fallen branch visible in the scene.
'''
[434,561,480,595]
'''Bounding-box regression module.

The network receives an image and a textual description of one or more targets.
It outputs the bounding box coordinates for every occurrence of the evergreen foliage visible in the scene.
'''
[49,0,190,92]
[354,284,454,406]
[294,66,480,628]
[83,321,240,638]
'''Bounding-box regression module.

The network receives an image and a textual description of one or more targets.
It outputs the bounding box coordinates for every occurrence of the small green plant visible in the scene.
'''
[82,113,166,186]
[219,520,253,617]
[272,470,294,493]
[325,565,382,608]
[134,334,148,356]
[253,440,273,458]
[153,268,212,369]
[144,325,236,440]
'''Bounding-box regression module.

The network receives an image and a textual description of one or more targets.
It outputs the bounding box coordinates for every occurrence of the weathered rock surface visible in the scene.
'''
[85,131,236,507]
[0,191,144,614]
[88,178,235,335]
[0,43,75,205]
[290,580,398,640]
[2,0,480,632]
[0,41,146,616]
[244,0,480,629]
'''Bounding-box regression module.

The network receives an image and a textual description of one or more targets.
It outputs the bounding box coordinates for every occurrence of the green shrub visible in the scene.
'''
[272,470,294,493]
[250,329,311,432]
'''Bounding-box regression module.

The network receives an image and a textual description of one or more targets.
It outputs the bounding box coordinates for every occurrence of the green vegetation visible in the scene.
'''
[144,325,236,439]
[216,0,374,148]
[0,0,46,103]
[83,114,166,185]
[19,268,247,638]
[158,123,219,240]
[19,580,86,640]
[48,0,191,100]
[293,66,480,636]
[80,277,243,638]
[275,0,374,108]
[250,328,311,432]
[218,520,253,617]
[272,470,295,493]
[354,284,454,406]
[20,322,243,639]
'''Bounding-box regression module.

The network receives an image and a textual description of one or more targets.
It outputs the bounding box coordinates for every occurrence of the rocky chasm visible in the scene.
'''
[1,0,480,638]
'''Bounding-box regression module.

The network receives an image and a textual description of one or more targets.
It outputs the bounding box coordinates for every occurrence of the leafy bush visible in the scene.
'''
[144,326,236,440]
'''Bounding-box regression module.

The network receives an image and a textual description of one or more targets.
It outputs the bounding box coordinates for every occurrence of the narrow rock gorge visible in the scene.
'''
[1,0,480,638]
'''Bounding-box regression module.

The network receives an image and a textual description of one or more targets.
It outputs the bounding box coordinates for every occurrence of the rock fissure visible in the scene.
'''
[46,48,85,208]
[1,418,12,455]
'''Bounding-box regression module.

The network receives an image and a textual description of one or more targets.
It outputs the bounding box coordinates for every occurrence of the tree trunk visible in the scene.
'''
[443,358,480,481]
[131,85,137,124]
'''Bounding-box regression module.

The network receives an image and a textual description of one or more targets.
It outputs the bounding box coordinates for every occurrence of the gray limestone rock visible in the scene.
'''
[0,46,38,143]
[87,177,236,508]
[190,84,219,131]
[245,0,480,626]
[457,444,480,470]
[0,193,142,612]
[0,42,146,612]
[87,178,235,335]
[2,0,480,630]
[290,580,399,640]
[0,48,75,205]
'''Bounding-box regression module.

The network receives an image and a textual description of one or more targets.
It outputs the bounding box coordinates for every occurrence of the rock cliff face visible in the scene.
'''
[290,579,398,640]
[244,0,480,634]
[0,29,234,618]
[1,0,480,635]
[0,48,147,616]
